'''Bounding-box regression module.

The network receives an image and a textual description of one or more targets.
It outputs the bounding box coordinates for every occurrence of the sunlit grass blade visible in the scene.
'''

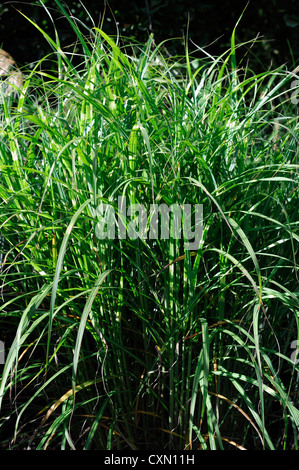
[46,197,93,370]
[72,269,111,389]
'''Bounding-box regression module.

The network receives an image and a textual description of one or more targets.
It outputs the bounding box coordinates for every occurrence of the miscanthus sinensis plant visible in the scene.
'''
[0,5,298,450]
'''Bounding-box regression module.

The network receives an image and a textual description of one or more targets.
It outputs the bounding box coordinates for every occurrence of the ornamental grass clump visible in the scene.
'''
[0,2,298,450]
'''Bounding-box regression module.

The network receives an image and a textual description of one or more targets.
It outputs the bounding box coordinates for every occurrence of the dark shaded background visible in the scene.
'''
[0,0,298,72]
